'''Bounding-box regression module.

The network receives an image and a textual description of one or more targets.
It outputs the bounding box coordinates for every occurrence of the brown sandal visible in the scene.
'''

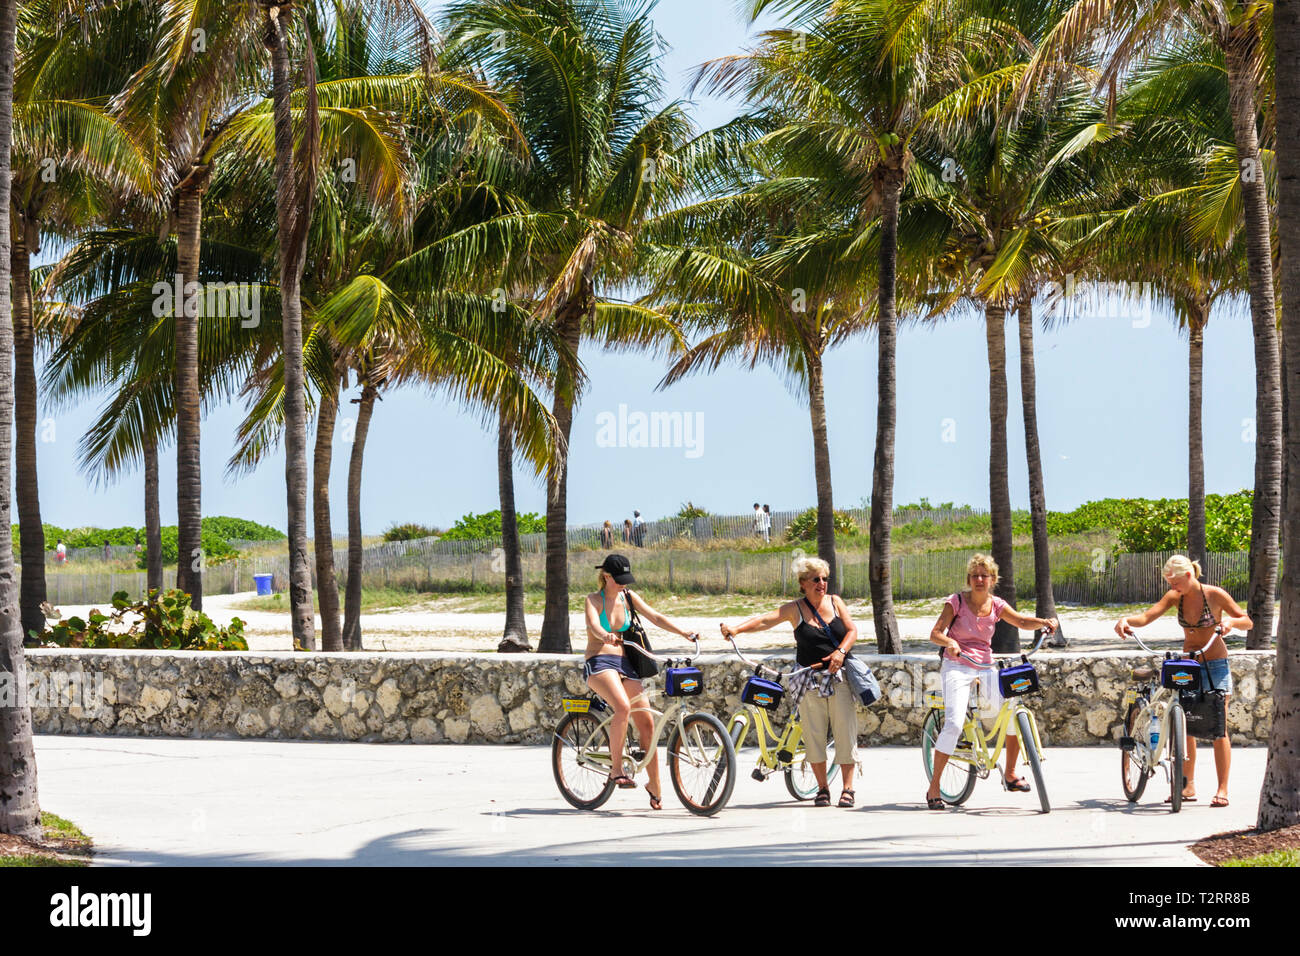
[647,787,663,810]
[609,774,636,789]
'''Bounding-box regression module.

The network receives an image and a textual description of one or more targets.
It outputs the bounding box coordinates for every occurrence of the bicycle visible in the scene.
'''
[551,638,738,816]
[720,635,830,801]
[920,632,1051,813]
[1117,629,1219,813]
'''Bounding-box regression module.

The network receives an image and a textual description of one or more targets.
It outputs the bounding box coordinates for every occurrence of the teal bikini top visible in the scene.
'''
[600,591,631,633]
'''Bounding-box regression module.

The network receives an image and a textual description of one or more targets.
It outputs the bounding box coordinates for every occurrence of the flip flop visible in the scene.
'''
[1004,775,1031,792]
[926,796,945,810]
[1163,794,1197,803]
[646,787,663,810]
[609,774,636,790]
[1211,795,1229,807]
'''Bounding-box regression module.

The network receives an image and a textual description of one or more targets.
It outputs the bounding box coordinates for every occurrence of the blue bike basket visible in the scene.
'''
[997,660,1040,697]
[741,676,784,711]
[1161,656,1201,690]
[664,666,703,697]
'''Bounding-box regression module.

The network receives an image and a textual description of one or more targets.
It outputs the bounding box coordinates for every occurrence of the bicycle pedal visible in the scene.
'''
[751,769,766,782]
[776,749,793,763]
[629,749,647,761]
[1119,736,1136,752]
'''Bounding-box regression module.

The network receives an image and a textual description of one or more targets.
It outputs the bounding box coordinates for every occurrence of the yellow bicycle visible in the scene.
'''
[721,636,827,800]
[920,635,1051,813]
[551,639,738,815]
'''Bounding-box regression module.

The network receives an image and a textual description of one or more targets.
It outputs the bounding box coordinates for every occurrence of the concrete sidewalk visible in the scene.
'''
[35,736,1264,866]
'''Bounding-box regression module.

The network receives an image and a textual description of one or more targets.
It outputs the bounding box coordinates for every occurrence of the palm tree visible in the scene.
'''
[9,0,152,639]
[441,0,691,654]
[1261,0,1299,832]
[714,0,1034,650]
[0,0,40,842]
[645,129,881,592]
[1026,0,1280,646]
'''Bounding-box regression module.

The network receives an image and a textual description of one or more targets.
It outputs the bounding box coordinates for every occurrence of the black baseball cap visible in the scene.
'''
[596,554,635,584]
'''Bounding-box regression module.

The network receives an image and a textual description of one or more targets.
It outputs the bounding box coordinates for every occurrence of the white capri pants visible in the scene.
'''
[935,658,1015,754]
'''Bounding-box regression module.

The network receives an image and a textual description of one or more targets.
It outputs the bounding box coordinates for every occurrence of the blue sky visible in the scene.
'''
[32,0,1259,534]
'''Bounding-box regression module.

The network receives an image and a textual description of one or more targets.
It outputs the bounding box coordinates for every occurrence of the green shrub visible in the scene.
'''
[134,527,238,569]
[383,522,441,542]
[441,510,545,540]
[32,589,248,651]
[784,508,858,541]
[674,501,710,520]
[202,516,285,541]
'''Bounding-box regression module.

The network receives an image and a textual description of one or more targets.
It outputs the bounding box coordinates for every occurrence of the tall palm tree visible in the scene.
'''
[9,0,152,638]
[441,0,691,654]
[1261,0,1299,832]
[0,0,40,842]
[719,0,1034,650]
[1026,0,1280,646]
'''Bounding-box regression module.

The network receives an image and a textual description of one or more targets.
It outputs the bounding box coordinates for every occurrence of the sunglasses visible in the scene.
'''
[803,576,829,583]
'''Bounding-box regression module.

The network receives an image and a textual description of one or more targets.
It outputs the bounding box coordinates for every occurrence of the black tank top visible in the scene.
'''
[793,597,848,667]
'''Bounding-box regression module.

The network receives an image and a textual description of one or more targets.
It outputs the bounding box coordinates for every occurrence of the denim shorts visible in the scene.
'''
[1201,657,1233,695]
[583,653,637,682]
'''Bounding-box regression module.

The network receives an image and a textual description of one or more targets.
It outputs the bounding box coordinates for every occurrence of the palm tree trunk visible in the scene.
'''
[342,382,377,652]
[539,297,585,655]
[313,387,342,651]
[868,168,904,654]
[144,431,162,593]
[807,349,838,593]
[11,225,45,642]
[265,3,316,649]
[1187,302,1208,568]
[986,302,1017,652]
[1260,0,1300,831]
[498,410,530,651]
[1227,32,1281,650]
[0,0,40,841]
[174,184,203,609]
[1017,295,1060,645]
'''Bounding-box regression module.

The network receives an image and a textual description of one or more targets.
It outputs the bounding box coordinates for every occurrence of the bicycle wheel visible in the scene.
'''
[552,712,616,811]
[667,713,737,816]
[1168,703,1186,814]
[1015,710,1050,814]
[921,708,977,805]
[1121,701,1149,803]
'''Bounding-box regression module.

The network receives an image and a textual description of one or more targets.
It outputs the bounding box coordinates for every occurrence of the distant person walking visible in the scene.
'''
[758,504,772,543]
[752,503,762,535]
[103,540,112,561]
[134,532,142,556]
[55,541,67,565]
[622,519,633,544]
[600,521,614,549]
[632,510,646,547]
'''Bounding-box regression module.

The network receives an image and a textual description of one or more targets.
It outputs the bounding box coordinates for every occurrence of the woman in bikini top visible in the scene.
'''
[1115,555,1251,661]
[583,554,699,809]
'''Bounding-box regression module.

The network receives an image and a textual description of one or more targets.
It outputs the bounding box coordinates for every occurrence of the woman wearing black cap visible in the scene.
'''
[585,553,700,809]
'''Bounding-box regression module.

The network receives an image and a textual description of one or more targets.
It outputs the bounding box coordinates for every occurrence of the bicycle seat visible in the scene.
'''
[1130,666,1155,681]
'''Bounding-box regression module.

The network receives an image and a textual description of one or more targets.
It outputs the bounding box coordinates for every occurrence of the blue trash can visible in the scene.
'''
[254,573,274,596]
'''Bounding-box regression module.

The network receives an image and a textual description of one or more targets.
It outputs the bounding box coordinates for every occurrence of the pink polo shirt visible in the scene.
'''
[946,592,1007,669]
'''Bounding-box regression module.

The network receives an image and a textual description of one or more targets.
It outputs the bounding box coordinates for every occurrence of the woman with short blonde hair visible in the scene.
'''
[721,554,861,807]
[1116,554,1252,806]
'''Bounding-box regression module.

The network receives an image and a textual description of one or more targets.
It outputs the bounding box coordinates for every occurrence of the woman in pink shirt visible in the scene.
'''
[924,554,1057,809]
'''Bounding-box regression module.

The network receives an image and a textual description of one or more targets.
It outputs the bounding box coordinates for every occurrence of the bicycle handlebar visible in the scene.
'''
[945,627,1048,667]
[620,633,700,665]
[721,634,822,682]
[1127,626,1221,658]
